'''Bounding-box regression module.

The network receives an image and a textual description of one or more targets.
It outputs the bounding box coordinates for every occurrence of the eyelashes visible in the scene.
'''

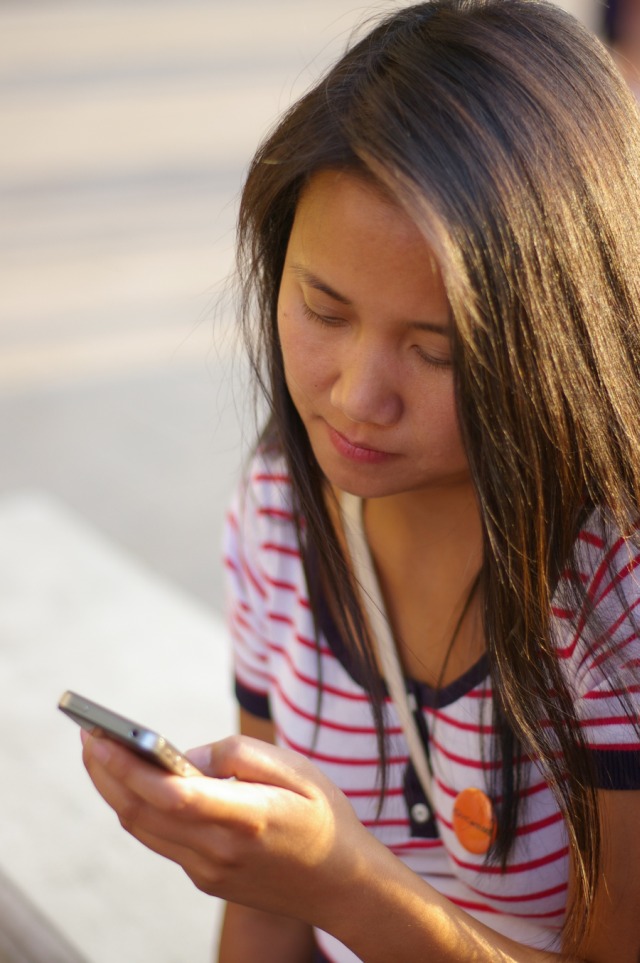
[301,302,344,327]
[300,302,452,371]
[413,346,453,371]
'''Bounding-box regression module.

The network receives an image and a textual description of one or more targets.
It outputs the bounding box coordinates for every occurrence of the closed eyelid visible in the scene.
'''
[292,270,351,307]
[290,263,451,333]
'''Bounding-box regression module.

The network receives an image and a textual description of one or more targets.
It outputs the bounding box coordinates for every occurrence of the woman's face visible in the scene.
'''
[277,169,471,501]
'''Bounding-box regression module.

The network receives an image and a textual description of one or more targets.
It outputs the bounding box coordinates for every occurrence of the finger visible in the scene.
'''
[127,826,234,900]
[82,733,191,814]
[82,734,153,825]
[82,731,284,830]
[82,737,214,850]
[80,751,250,900]
[189,735,322,797]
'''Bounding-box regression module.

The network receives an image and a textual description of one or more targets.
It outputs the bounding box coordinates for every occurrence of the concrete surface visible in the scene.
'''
[0,491,232,963]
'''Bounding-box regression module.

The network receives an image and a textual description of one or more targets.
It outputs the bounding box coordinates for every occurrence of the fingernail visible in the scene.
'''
[91,739,111,764]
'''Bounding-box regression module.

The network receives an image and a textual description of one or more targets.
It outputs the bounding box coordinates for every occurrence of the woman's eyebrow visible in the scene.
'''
[290,261,451,335]
[290,264,352,304]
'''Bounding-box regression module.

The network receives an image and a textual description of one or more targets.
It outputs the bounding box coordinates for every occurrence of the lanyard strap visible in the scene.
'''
[339,491,434,807]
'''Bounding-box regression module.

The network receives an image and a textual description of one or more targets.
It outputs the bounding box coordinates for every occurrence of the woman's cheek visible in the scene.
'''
[280,314,332,392]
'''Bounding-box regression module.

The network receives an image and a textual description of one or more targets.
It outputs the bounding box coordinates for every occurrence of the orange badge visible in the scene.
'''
[452,787,497,855]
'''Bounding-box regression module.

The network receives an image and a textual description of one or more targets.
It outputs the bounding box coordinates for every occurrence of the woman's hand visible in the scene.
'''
[81,730,371,928]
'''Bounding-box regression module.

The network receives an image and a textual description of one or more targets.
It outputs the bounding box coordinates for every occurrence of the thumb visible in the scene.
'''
[187,735,318,796]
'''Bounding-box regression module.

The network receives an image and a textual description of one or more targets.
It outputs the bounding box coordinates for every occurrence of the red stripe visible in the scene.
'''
[434,772,550,804]
[596,539,640,605]
[579,713,640,728]
[278,728,405,767]
[232,610,260,639]
[465,686,492,699]
[267,630,333,659]
[578,530,605,548]
[265,639,370,702]
[584,742,640,750]
[585,624,640,672]
[362,818,410,829]
[390,839,443,853]
[274,681,400,736]
[240,554,268,600]
[583,536,624,601]
[583,683,640,699]
[225,510,239,532]
[448,897,564,920]
[447,897,499,915]
[261,541,301,558]
[223,555,239,576]
[262,572,298,592]
[234,650,270,686]
[590,541,640,609]
[430,707,496,735]
[258,507,296,521]
[448,844,569,876]
[268,611,294,626]
[253,472,291,483]
[560,567,589,585]
[430,734,503,770]
[465,879,567,905]
[556,529,634,659]
[516,811,564,836]
[294,631,332,654]
[438,808,562,839]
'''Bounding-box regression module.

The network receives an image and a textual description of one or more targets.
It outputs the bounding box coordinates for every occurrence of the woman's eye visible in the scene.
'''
[301,303,344,327]
[414,345,452,370]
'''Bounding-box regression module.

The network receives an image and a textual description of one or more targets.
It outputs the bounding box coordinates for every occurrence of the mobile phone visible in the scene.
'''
[58,690,202,777]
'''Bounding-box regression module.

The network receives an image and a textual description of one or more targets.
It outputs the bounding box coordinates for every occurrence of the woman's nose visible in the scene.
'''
[329,344,402,427]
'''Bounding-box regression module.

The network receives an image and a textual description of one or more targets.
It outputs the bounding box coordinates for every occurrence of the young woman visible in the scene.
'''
[81,2,640,960]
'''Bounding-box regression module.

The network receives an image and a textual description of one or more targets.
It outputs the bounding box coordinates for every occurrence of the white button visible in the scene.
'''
[411,803,430,824]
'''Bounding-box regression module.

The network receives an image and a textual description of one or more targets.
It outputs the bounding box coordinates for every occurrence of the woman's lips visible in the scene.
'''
[326,424,396,464]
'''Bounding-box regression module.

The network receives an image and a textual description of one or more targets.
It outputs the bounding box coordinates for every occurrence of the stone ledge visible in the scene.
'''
[0,492,232,962]
[0,868,87,963]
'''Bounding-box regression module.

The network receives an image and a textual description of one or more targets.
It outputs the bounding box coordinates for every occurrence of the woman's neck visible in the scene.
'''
[364,482,482,561]
[362,484,485,687]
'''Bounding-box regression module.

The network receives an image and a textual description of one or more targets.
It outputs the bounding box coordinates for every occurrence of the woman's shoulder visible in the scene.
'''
[237,445,294,517]
[570,506,640,600]
[553,506,640,671]
[225,446,299,554]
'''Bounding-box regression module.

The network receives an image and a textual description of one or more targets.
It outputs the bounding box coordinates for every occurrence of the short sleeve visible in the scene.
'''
[553,511,640,788]
[223,466,272,720]
[223,451,301,722]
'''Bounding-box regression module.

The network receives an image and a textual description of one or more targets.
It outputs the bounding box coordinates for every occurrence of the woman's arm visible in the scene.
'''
[216,710,314,963]
[81,730,640,963]
[217,903,314,963]
[322,790,640,963]
[564,789,640,963]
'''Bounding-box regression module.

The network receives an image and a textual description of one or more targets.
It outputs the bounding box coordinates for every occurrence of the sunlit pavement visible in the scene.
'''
[0,1,601,960]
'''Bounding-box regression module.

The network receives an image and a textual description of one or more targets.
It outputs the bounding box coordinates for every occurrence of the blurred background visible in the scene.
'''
[0,1,634,962]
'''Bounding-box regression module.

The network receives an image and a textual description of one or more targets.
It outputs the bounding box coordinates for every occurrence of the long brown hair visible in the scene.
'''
[235,0,640,948]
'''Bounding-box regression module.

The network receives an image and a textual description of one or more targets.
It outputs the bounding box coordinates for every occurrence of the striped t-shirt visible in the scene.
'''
[224,451,640,962]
